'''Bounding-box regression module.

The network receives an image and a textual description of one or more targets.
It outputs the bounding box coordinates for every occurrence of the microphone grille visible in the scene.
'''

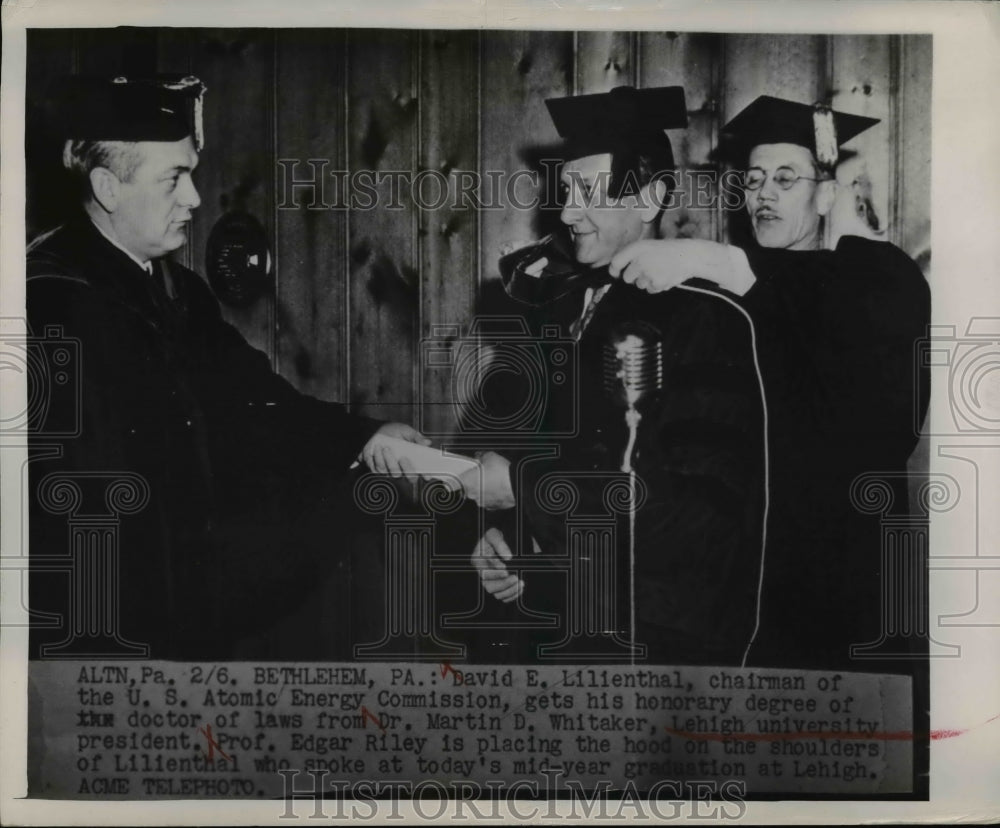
[602,321,663,407]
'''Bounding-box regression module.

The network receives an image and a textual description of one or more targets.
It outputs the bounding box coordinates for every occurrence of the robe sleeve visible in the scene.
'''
[177,268,382,479]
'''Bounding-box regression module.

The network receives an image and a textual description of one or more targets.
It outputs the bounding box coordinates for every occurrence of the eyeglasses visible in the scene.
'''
[742,166,822,191]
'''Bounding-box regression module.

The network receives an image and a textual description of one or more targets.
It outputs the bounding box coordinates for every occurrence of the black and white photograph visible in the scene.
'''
[1,0,998,824]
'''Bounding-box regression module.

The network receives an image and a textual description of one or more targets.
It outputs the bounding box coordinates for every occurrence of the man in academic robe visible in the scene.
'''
[27,75,427,659]
[609,96,931,670]
[464,87,769,666]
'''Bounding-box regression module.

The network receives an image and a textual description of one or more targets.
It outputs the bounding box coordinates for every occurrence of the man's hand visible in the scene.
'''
[609,239,756,297]
[360,422,430,478]
[457,451,515,510]
[472,527,523,603]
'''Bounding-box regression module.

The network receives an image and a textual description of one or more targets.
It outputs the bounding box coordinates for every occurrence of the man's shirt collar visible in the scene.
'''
[90,219,153,275]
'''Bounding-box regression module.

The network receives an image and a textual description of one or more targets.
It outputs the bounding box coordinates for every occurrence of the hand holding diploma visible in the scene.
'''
[357,429,481,487]
[357,431,515,512]
[455,451,515,510]
[359,422,430,478]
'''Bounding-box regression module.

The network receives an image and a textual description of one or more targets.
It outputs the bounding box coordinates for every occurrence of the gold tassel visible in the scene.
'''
[192,91,205,152]
[813,104,838,168]
[163,76,207,151]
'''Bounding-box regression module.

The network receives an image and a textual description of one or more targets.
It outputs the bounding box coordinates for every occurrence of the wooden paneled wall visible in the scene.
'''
[26,30,933,433]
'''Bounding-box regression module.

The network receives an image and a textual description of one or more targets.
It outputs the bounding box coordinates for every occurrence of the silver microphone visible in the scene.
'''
[601,324,663,652]
[602,321,663,409]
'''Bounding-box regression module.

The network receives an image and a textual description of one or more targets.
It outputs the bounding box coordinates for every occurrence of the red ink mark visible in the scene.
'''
[930,728,965,740]
[361,705,386,733]
[197,724,231,761]
[667,713,999,744]
[931,712,1000,741]
[440,662,462,682]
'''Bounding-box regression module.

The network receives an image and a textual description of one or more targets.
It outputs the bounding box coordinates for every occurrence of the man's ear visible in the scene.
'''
[815,178,836,217]
[639,178,667,224]
[88,167,120,213]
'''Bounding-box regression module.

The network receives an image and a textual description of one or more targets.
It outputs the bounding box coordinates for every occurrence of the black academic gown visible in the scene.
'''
[737,234,931,671]
[26,216,381,659]
[495,280,768,666]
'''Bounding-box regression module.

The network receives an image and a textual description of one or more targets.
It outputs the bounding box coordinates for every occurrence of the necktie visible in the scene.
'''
[149,259,178,302]
[569,283,612,341]
[146,260,183,333]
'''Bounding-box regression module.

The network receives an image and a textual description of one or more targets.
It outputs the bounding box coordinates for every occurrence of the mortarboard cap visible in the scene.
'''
[57,75,207,151]
[543,86,687,198]
[719,95,879,169]
[545,85,687,160]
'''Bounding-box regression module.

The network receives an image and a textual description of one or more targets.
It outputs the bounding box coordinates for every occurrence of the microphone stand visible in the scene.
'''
[614,347,645,666]
[624,408,640,668]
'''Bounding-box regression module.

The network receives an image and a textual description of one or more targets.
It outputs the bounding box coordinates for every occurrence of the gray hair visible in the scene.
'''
[62,139,144,185]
